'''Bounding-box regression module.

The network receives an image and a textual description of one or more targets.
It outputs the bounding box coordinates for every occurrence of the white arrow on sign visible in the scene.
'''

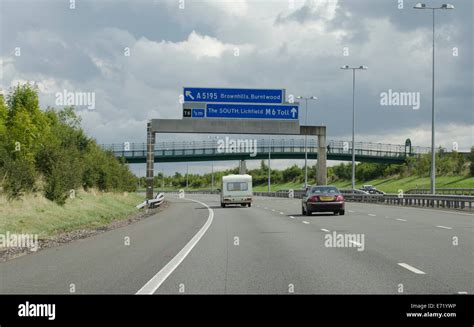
[291,107,297,118]
[185,91,194,100]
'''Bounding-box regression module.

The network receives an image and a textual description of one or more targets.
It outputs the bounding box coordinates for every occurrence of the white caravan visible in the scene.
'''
[220,174,253,207]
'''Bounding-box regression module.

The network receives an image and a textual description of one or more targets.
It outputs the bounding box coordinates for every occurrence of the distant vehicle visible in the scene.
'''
[220,174,253,208]
[302,185,345,216]
[360,185,385,195]
[339,189,369,195]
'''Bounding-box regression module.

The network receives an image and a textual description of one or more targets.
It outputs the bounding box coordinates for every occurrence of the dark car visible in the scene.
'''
[302,185,345,216]
[360,185,385,195]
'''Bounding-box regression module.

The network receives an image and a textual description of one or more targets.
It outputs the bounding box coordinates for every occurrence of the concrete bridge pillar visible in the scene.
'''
[146,122,155,200]
[316,130,327,185]
[239,160,247,174]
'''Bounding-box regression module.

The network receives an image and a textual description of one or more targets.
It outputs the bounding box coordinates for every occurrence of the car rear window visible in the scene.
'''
[227,182,248,191]
[311,187,339,194]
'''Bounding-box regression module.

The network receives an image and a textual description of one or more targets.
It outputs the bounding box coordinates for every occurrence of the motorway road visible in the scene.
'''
[0,194,472,294]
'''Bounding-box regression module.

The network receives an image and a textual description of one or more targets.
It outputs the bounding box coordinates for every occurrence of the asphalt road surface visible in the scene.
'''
[1,194,472,294]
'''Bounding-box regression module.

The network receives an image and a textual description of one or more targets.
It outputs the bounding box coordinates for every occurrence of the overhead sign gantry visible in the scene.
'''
[145,87,327,200]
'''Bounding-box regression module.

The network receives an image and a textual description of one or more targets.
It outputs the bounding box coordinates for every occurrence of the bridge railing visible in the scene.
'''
[101,139,432,158]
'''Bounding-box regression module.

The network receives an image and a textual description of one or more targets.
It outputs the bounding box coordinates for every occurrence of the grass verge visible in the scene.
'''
[0,190,144,239]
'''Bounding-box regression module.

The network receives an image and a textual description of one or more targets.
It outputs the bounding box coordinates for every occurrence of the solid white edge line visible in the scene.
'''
[398,263,426,274]
[436,225,452,230]
[136,198,214,294]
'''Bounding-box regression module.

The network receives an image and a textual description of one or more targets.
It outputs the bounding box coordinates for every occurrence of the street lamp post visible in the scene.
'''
[413,3,454,195]
[340,65,367,190]
[297,96,318,188]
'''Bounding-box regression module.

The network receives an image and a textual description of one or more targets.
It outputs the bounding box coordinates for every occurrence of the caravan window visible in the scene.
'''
[227,182,248,191]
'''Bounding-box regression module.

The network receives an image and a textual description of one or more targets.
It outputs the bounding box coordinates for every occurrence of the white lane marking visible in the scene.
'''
[348,210,355,213]
[271,209,276,212]
[368,214,376,217]
[289,216,295,219]
[302,221,310,224]
[457,291,468,294]
[397,263,426,275]
[279,212,284,215]
[264,207,268,210]
[436,225,452,230]
[369,204,474,217]
[349,240,362,247]
[321,228,330,232]
[136,198,214,294]
[396,218,407,222]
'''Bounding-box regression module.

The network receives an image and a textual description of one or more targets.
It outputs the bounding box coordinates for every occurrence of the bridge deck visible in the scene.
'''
[102,139,431,164]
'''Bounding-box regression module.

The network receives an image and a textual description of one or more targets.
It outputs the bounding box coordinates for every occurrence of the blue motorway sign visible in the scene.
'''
[184,87,284,104]
[205,103,298,120]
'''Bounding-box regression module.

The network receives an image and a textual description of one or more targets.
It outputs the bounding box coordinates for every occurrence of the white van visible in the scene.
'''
[220,174,253,208]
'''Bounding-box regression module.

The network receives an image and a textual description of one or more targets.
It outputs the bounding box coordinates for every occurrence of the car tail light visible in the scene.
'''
[309,195,319,202]
[336,195,344,202]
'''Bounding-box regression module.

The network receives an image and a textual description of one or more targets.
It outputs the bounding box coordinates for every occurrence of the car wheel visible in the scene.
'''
[302,206,306,215]
[339,210,345,215]
[306,208,312,216]
[221,203,225,208]
[248,203,252,207]
[333,211,339,216]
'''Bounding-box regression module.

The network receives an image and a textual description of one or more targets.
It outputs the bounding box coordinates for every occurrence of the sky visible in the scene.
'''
[0,0,472,175]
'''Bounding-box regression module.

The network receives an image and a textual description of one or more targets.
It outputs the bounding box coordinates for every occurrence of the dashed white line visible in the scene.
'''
[396,218,407,222]
[436,225,452,230]
[289,216,295,219]
[279,212,284,215]
[271,209,276,212]
[457,291,468,294]
[302,221,310,224]
[368,214,376,217]
[398,263,425,275]
[136,198,214,294]
[320,228,330,232]
[264,207,268,210]
[348,210,355,213]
